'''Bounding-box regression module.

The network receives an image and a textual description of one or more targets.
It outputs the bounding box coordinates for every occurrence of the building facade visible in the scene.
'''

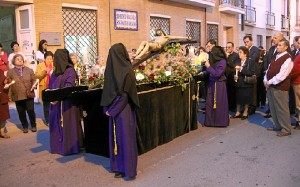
[0,0,244,64]
[238,0,290,50]
[289,0,300,43]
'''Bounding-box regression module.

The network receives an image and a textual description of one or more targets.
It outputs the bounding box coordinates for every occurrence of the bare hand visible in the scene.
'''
[50,101,58,105]
[264,81,270,88]
[105,111,110,116]
[204,61,210,68]
[235,66,241,71]
[234,75,238,81]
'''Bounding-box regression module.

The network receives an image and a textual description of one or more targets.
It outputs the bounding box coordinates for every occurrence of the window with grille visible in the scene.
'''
[186,21,201,46]
[257,35,262,47]
[62,8,98,64]
[150,16,170,40]
[207,24,218,43]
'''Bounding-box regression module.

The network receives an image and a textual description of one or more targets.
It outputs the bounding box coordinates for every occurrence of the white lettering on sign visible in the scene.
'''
[114,9,138,30]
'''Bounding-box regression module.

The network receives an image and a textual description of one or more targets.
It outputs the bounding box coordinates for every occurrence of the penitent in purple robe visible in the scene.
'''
[48,68,83,155]
[204,59,229,127]
[104,93,138,178]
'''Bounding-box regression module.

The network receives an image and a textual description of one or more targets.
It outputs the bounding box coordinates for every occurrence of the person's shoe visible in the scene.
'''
[264,113,272,118]
[241,115,248,120]
[31,127,37,132]
[114,172,125,178]
[230,113,241,118]
[23,128,28,133]
[293,121,300,130]
[0,133,10,139]
[276,132,291,137]
[267,127,281,131]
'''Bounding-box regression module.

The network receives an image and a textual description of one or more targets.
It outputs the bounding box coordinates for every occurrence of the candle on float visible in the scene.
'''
[189,46,195,57]
[82,47,88,64]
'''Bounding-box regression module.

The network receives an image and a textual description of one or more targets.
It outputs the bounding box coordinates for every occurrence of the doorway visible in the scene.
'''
[0,6,16,53]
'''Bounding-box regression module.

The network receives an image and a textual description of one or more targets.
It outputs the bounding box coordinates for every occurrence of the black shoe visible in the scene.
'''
[241,115,248,120]
[230,114,241,118]
[114,172,125,178]
[31,127,37,132]
[294,121,300,130]
[23,128,28,133]
[264,113,272,118]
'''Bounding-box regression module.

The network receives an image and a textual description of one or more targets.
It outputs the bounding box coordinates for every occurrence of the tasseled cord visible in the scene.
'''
[213,82,217,109]
[113,120,118,155]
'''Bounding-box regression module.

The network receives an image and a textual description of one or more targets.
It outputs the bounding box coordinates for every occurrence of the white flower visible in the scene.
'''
[136,73,145,81]
[165,70,171,76]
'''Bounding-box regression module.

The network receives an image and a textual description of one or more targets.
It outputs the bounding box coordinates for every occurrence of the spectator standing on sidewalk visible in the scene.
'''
[290,51,300,129]
[225,42,240,112]
[243,35,260,115]
[8,41,27,69]
[35,51,54,125]
[265,39,293,137]
[0,43,9,75]
[6,54,37,133]
[0,69,10,139]
[35,39,48,64]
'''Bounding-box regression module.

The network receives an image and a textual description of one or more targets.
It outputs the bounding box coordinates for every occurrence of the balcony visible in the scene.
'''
[244,5,256,26]
[266,11,275,29]
[219,0,245,15]
[168,0,216,8]
[281,15,289,31]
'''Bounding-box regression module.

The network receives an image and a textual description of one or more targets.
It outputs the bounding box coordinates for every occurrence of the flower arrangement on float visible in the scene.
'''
[134,43,197,91]
[77,43,197,90]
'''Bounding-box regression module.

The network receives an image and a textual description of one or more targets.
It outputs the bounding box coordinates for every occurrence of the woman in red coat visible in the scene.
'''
[291,55,300,129]
[0,69,10,138]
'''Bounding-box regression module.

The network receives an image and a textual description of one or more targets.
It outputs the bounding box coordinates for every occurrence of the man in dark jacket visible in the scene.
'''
[225,42,240,111]
[243,35,259,115]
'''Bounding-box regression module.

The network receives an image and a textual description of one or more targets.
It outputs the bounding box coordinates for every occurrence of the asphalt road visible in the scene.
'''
[0,102,300,187]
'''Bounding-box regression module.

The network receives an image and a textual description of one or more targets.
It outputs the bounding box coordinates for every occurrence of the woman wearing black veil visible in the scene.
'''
[101,43,139,180]
[48,49,83,155]
[202,46,229,127]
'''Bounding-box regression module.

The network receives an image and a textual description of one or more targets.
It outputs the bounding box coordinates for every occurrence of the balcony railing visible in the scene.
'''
[168,0,216,8]
[245,5,256,24]
[219,0,244,8]
[281,15,289,30]
[219,0,245,14]
[266,11,275,28]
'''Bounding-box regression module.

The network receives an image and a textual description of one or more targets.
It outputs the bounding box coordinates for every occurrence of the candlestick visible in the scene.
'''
[82,47,88,65]
[235,66,240,82]
[4,80,15,89]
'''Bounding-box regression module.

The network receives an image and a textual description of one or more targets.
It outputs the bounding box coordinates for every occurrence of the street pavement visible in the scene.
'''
[0,102,300,187]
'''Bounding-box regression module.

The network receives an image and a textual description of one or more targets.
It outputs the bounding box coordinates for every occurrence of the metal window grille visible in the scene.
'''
[186,21,201,46]
[62,8,98,64]
[207,24,218,43]
[257,35,262,47]
[150,16,170,40]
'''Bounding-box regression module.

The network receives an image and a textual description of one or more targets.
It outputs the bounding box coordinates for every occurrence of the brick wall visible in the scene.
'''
[33,0,239,60]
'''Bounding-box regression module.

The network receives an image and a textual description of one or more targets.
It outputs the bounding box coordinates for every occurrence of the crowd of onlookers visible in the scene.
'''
[1,32,300,140]
[190,33,300,137]
[0,40,106,140]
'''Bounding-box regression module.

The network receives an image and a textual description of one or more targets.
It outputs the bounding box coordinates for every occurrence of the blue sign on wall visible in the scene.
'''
[114,9,138,31]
